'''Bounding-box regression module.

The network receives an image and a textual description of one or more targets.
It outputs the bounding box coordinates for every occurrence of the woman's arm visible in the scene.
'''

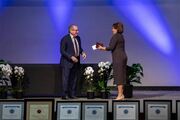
[97,35,118,51]
[106,35,118,51]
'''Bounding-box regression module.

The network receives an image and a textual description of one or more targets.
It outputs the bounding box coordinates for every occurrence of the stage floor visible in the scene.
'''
[127,90,180,113]
[55,90,180,113]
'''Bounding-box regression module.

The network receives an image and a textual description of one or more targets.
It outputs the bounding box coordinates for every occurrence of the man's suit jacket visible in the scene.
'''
[60,34,83,68]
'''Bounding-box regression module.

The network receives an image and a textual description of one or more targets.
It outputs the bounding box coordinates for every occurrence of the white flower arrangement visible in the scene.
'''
[0,62,12,89]
[98,61,111,76]
[0,60,26,94]
[97,61,112,92]
[84,66,95,92]
[14,66,24,81]
[98,61,111,69]
[0,64,12,78]
[84,66,94,81]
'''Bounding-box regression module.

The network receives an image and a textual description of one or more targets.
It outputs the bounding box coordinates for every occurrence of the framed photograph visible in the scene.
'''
[0,100,24,120]
[176,100,180,120]
[112,100,140,120]
[82,101,108,120]
[56,101,81,120]
[144,100,172,120]
[24,99,54,120]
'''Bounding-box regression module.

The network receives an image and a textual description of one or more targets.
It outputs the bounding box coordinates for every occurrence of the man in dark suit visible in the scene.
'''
[60,24,86,99]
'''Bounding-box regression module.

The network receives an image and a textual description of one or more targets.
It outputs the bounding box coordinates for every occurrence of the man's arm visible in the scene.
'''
[60,37,72,60]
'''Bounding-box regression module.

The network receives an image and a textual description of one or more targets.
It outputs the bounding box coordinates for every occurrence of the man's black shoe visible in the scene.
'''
[62,96,68,99]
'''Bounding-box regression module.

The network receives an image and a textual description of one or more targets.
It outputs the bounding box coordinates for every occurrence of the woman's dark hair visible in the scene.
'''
[112,22,124,33]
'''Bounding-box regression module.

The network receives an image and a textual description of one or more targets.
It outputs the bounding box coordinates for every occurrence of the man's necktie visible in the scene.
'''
[73,38,79,56]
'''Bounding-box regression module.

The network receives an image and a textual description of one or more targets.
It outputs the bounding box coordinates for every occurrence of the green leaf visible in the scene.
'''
[127,63,144,85]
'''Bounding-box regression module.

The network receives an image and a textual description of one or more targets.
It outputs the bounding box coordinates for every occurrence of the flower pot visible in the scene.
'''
[87,91,95,99]
[94,91,100,98]
[14,91,24,99]
[100,91,109,99]
[0,91,7,99]
[123,84,133,98]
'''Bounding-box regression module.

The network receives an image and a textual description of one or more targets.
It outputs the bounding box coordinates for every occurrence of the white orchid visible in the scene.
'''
[84,66,94,75]
[84,66,94,81]
[14,66,25,81]
[0,64,12,77]
[104,61,111,69]
[98,61,105,68]
[84,66,95,91]
[98,61,111,76]
[14,66,24,76]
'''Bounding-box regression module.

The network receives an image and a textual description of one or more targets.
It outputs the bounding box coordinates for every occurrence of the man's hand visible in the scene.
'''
[71,56,78,63]
[81,52,87,60]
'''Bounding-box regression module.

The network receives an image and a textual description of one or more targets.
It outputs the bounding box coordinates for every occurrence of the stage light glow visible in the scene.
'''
[113,0,174,55]
[0,0,13,14]
[47,0,73,62]
[0,1,2,7]
[48,0,73,32]
[0,0,4,12]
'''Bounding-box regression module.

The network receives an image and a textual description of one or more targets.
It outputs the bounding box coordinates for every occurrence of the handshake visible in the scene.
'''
[92,42,104,50]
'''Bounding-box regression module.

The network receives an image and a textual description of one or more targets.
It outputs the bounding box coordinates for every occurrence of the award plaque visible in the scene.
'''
[0,100,24,120]
[113,100,139,120]
[56,101,81,120]
[144,100,172,120]
[25,99,54,120]
[82,101,108,120]
[176,100,180,120]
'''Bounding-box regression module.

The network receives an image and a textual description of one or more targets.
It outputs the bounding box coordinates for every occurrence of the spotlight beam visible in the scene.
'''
[48,0,73,32]
[114,1,173,55]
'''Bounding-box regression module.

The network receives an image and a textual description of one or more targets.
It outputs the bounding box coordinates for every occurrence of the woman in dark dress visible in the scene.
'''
[97,22,128,100]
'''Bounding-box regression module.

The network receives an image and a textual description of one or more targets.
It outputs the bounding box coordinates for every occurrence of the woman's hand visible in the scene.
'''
[97,45,106,50]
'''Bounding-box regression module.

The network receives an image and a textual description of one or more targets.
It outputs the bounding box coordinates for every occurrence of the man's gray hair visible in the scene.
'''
[68,24,77,33]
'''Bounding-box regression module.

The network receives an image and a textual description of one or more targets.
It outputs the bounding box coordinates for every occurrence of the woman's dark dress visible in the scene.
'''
[106,33,127,85]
